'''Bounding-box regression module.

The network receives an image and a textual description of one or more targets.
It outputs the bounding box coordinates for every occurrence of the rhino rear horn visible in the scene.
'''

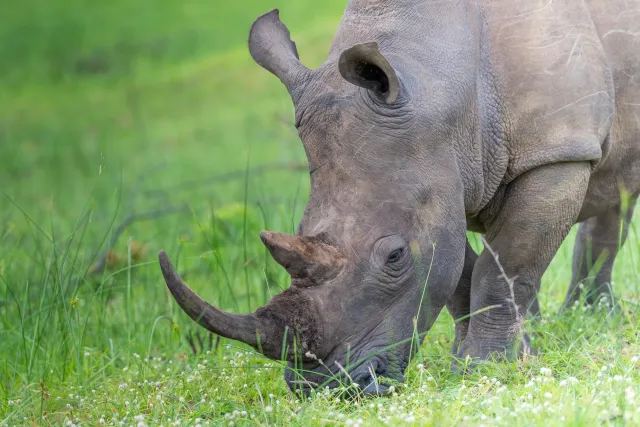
[260,231,345,285]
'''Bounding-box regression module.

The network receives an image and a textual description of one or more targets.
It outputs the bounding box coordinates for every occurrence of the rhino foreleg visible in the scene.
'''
[563,195,638,308]
[457,162,591,361]
[448,240,542,359]
[446,240,477,354]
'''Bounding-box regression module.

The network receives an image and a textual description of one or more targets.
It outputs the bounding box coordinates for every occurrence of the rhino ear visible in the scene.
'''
[248,9,309,97]
[338,42,400,104]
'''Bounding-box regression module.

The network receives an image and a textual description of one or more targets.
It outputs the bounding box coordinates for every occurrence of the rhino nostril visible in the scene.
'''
[358,376,390,396]
[351,359,392,395]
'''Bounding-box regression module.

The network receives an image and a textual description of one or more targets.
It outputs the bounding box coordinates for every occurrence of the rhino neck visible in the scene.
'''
[327,0,509,217]
[329,0,478,62]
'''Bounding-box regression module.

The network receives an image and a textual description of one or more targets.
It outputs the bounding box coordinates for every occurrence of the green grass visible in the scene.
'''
[1,1,640,426]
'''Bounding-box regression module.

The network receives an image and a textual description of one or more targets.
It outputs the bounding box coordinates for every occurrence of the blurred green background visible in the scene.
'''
[1,0,348,214]
[2,1,640,425]
[0,0,348,409]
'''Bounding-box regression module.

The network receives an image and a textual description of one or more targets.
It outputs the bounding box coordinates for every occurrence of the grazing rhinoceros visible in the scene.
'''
[159,0,640,394]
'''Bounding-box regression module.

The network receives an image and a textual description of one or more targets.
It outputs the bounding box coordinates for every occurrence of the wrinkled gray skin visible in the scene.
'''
[159,0,640,395]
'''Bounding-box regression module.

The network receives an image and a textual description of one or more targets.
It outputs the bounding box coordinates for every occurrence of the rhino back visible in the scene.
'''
[586,0,640,110]
[481,0,619,180]
[579,0,640,218]
[324,0,637,214]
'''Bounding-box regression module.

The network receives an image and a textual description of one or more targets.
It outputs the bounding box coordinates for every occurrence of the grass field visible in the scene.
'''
[1,1,640,426]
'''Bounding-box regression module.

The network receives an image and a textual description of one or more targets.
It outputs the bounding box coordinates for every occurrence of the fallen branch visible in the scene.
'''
[142,161,307,198]
[87,161,306,276]
[88,204,188,276]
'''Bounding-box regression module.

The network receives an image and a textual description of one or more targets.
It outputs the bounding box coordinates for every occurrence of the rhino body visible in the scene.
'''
[159,0,640,394]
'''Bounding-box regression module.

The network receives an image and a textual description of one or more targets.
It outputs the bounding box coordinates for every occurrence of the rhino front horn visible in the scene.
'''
[159,251,265,347]
[260,231,346,285]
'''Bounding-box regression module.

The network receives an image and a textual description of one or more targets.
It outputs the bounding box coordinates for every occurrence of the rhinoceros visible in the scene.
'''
[158,0,640,394]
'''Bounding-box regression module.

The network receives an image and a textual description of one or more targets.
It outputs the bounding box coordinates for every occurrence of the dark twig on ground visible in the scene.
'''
[186,330,219,355]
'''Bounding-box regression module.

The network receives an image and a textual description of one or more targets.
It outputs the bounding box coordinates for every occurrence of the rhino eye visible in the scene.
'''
[387,248,404,264]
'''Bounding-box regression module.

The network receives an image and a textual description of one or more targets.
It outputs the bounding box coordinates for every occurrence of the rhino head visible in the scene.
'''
[159,9,468,395]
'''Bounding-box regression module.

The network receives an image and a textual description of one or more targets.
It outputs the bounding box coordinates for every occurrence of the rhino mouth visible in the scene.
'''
[284,352,406,396]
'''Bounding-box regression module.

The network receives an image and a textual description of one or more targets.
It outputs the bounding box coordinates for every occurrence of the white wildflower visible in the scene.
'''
[626,387,636,404]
